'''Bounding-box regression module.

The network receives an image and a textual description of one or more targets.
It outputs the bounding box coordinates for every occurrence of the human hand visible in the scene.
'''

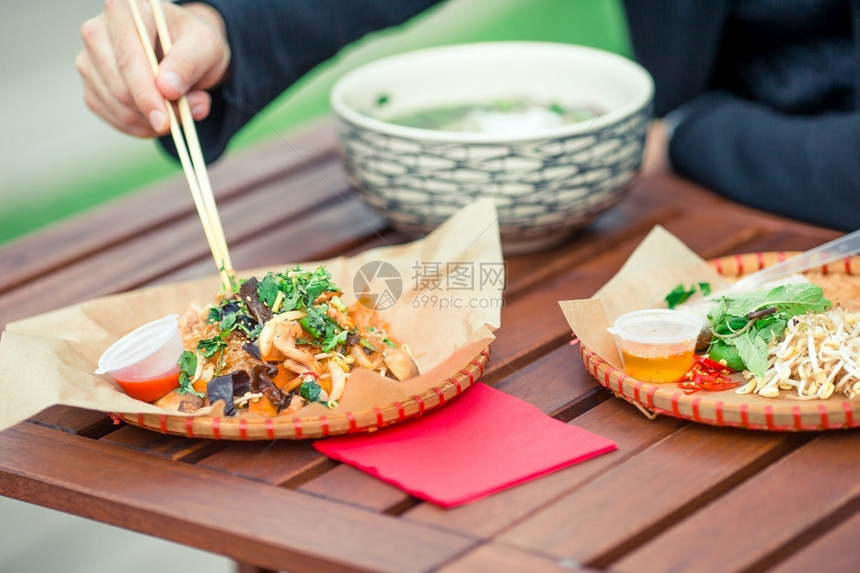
[640,119,672,176]
[76,0,230,138]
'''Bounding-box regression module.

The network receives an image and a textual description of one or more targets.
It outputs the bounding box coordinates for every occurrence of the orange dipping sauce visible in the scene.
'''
[621,348,696,383]
[113,366,181,402]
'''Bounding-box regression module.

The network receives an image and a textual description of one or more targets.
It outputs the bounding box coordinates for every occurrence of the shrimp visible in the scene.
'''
[273,320,321,374]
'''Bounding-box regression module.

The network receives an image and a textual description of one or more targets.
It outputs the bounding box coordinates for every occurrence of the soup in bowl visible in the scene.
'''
[331,41,654,253]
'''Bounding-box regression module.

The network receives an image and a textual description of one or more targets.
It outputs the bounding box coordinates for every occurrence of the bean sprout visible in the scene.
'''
[738,307,860,399]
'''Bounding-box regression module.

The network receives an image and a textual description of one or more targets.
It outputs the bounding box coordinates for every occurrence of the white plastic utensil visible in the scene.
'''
[728,229,860,293]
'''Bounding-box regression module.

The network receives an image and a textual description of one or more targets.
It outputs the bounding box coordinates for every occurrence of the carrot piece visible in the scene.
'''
[247,395,278,417]
[318,375,332,394]
[192,377,207,394]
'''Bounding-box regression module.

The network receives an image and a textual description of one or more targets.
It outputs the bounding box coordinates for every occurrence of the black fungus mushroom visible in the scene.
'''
[240,277,274,324]
[242,342,262,361]
[206,370,252,417]
[344,331,361,346]
[249,363,292,412]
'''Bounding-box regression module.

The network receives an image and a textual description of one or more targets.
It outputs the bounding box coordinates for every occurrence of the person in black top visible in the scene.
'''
[77,0,860,231]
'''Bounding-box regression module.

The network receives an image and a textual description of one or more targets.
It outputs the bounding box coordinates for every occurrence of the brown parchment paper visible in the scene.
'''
[559,226,729,369]
[0,199,502,432]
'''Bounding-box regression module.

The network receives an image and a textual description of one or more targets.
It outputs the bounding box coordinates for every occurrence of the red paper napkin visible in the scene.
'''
[313,383,617,507]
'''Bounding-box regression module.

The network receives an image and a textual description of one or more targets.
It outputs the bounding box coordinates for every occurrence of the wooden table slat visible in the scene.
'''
[0,422,476,573]
[99,425,229,462]
[297,463,412,514]
[27,405,113,437]
[611,432,860,573]
[769,507,860,573]
[498,424,804,567]
[195,439,335,487]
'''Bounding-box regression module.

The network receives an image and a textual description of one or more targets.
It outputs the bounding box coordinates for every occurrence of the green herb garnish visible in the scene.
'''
[197,337,226,358]
[665,282,712,309]
[707,283,831,376]
[176,351,205,398]
[300,380,322,402]
[359,338,378,353]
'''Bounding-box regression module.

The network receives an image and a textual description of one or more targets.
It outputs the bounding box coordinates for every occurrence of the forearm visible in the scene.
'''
[669,92,860,231]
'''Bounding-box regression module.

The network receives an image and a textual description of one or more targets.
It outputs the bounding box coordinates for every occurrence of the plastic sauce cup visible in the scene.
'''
[607,309,705,383]
[95,315,184,402]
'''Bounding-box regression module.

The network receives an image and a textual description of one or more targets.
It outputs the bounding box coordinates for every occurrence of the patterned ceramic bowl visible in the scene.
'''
[331,42,653,253]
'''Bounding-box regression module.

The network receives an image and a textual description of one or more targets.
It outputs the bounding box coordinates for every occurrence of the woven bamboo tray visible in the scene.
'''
[114,348,490,439]
[581,252,860,431]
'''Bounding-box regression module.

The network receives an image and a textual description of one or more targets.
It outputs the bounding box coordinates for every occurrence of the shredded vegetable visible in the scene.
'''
[736,307,860,400]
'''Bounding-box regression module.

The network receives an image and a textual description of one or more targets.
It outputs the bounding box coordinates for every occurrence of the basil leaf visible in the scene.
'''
[753,316,787,343]
[665,282,712,309]
[708,339,746,371]
[760,284,831,316]
[734,332,769,377]
[665,284,696,309]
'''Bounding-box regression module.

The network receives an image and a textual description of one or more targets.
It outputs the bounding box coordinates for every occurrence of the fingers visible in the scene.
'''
[641,120,672,176]
[105,0,169,133]
[154,2,230,101]
[75,0,230,139]
[185,90,212,120]
[77,11,159,137]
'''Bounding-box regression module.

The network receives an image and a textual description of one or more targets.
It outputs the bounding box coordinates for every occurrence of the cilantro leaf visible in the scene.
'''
[219,312,237,331]
[197,337,226,359]
[257,273,282,308]
[176,351,205,398]
[326,329,350,352]
[300,380,322,402]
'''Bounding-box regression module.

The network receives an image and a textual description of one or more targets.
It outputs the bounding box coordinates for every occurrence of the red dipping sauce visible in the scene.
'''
[113,366,181,402]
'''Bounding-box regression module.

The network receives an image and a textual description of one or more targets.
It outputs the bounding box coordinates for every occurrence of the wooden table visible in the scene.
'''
[1,122,857,573]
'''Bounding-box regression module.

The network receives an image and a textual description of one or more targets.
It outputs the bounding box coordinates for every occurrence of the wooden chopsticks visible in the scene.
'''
[128,0,234,291]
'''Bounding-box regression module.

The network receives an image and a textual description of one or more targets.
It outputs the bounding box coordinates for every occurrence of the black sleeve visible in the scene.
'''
[621,0,731,116]
[164,0,440,163]
[669,91,860,231]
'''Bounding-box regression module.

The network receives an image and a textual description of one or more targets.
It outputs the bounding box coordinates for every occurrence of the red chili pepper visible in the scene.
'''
[694,354,735,372]
[676,355,741,393]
